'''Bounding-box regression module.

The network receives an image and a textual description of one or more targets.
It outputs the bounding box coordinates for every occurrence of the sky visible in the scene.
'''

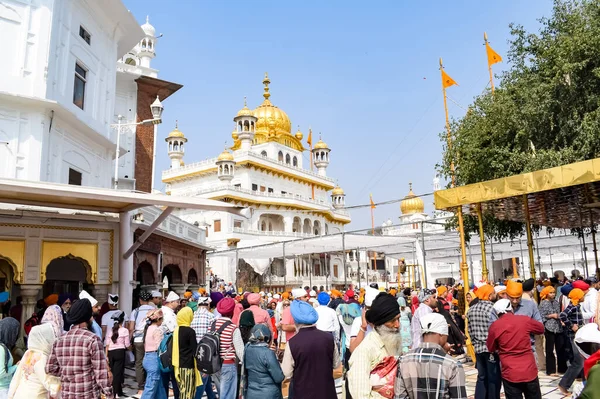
[124,0,554,229]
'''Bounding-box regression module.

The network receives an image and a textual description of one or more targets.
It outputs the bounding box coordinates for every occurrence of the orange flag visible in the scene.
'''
[370,194,376,209]
[486,42,502,66]
[307,128,312,147]
[441,69,458,89]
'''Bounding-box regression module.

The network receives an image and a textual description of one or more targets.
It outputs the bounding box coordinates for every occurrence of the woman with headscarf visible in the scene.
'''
[40,304,63,339]
[538,286,566,376]
[239,310,255,345]
[141,309,166,399]
[0,317,20,398]
[242,324,285,399]
[397,297,412,353]
[105,311,130,397]
[172,307,201,399]
[7,324,60,399]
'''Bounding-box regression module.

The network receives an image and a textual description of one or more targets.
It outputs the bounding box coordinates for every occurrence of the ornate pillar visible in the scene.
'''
[19,284,42,332]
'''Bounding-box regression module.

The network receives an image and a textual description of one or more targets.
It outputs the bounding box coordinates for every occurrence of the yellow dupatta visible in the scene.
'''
[173,307,202,387]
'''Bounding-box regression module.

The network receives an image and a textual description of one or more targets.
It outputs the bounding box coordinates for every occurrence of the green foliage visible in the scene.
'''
[438,0,600,240]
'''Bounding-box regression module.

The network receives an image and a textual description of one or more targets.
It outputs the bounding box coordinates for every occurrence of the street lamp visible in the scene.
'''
[111,96,164,190]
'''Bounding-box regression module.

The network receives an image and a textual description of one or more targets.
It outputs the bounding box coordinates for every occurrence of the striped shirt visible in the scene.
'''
[213,317,245,363]
[394,342,467,399]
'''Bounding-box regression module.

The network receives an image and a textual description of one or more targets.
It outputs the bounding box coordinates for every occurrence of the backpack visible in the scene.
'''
[158,332,173,373]
[196,320,232,374]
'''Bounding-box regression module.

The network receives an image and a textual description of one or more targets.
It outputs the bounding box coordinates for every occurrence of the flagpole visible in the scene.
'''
[371,195,376,272]
[440,57,469,295]
[484,32,495,94]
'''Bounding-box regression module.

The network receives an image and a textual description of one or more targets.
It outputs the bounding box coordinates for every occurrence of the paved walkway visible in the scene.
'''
[120,363,574,399]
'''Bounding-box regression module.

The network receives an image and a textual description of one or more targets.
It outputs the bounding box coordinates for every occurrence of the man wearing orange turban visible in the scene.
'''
[330,289,342,299]
[475,284,495,301]
[539,286,555,301]
[437,286,448,297]
[491,279,542,324]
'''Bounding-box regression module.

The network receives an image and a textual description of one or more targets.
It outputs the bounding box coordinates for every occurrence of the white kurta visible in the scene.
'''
[411,303,433,348]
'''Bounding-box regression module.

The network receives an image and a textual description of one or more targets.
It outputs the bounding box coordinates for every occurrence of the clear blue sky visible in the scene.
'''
[124,0,553,229]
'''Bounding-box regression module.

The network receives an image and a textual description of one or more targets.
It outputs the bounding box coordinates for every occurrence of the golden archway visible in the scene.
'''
[41,241,98,283]
[0,240,25,283]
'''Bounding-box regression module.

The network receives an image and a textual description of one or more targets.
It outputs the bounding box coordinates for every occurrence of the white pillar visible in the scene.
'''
[119,211,134,313]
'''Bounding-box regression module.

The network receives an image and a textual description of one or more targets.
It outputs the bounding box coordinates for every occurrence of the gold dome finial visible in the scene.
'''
[295,125,303,140]
[236,96,253,117]
[400,182,424,215]
[167,121,185,139]
[263,72,271,102]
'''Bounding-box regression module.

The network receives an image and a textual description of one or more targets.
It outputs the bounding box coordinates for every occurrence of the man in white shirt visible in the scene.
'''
[315,292,340,339]
[411,288,438,348]
[160,291,180,398]
[581,277,599,323]
[128,291,155,395]
[100,293,127,339]
[161,291,179,334]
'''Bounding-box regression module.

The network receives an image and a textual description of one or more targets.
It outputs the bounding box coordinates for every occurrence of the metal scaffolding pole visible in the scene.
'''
[421,222,428,288]
[282,242,286,291]
[342,233,347,289]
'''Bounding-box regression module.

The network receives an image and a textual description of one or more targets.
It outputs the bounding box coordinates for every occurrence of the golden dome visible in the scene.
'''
[217,149,234,162]
[332,186,345,196]
[236,97,253,117]
[314,139,329,150]
[400,183,424,214]
[295,126,303,140]
[167,121,185,139]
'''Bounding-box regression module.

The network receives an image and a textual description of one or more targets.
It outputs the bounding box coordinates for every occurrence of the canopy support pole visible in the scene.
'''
[341,233,346,289]
[420,222,428,288]
[123,206,174,259]
[523,195,537,283]
[476,204,488,281]
[119,211,134,313]
[489,237,495,282]
[282,242,286,291]
[457,206,470,301]
[235,248,239,292]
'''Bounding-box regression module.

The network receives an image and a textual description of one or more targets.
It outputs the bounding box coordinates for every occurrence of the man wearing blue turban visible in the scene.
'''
[281,300,340,399]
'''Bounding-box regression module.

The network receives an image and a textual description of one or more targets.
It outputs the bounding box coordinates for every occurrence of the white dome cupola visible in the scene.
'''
[138,16,156,68]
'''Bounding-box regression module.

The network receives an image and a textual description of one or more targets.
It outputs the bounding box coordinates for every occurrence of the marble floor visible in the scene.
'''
[120,363,575,399]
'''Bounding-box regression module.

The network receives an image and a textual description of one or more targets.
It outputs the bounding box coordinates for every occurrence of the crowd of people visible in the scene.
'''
[0,271,597,399]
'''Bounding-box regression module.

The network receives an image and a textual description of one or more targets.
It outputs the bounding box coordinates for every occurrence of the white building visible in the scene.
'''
[0,1,209,319]
[163,74,351,290]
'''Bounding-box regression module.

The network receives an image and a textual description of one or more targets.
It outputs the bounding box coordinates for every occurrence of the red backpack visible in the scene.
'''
[24,313,40,336]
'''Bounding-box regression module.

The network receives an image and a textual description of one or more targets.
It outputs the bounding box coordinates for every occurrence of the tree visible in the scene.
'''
[439,0,600,240]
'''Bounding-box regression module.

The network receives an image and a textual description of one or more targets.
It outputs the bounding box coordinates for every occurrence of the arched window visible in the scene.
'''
[268,222,273,231]
[278,151,284,162]
[261,221,267,231]
[293,156,298,167]
[173,142,179,151]
[261,150,267,157]
[125,58,136,66]
[224,164,229,174]
[285,154,291,165]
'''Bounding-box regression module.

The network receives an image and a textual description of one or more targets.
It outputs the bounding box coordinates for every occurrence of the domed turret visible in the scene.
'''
[216,147,235,183]
[312,134,331,177]
[400,183,425,215]
[332,185,345,209]
[165,121,186,169]
[233,97,257,151]
[137,16,156,69]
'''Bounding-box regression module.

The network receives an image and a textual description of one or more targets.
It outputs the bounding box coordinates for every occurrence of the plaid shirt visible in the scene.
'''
[467,300,495,354]
[560,303,583,338]
[191,306,216,342]
[394,342,467,399]
[46,325,113,399]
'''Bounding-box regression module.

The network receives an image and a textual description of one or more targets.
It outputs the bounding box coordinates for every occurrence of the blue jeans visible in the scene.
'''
[194,374,217,399]
[475,352,501,399]
[219,363,238,399]
[141,353,167,399]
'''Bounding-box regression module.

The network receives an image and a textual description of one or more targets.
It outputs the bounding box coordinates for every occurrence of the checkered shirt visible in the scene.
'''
[560,303,583,338]
[191,306,216,342]
[467,300,495,354]
[45,325,113,399]
[394,342,467,399]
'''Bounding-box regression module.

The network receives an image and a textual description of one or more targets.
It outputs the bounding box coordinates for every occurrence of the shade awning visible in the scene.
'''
[433,158,600,229]
[0,178,242,214]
